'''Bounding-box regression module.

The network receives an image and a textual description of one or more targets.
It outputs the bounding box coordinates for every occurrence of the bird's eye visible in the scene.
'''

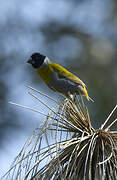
[31,60,35,65]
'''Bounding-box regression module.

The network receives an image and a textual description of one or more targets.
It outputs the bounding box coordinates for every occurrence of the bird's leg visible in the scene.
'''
[66,92,73,102]
[66,92,80,113]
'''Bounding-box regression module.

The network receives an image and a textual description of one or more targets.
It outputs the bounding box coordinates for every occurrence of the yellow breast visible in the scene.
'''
[36,65,53,84]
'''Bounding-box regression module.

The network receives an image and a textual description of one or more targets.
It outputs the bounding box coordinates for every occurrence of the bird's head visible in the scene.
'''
[27,53,46,69]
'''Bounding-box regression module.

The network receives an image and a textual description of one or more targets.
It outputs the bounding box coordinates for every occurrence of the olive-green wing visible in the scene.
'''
[49,62,86,86]
[49,62,90,101]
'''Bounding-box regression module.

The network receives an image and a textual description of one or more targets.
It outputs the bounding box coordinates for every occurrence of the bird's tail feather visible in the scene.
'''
[82,86,90,101]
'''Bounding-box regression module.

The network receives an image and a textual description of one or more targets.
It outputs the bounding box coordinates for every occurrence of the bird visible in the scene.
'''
[27,52,90,101]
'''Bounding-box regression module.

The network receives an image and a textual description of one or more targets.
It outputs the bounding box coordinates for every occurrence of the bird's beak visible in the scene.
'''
[27,58,32,64]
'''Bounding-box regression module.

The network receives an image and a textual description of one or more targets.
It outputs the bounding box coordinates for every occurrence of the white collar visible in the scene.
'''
[39,57,51,68]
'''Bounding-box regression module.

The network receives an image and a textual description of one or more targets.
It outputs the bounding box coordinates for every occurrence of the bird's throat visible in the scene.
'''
[36,65,53,85]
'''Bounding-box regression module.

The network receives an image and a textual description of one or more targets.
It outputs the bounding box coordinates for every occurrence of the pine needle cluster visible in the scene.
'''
[2,86,117,180]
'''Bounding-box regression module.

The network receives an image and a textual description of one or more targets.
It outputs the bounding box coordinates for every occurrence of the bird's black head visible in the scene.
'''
[27,53,46,68]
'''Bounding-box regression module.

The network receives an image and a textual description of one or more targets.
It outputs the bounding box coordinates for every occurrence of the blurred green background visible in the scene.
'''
[0,0,117,176]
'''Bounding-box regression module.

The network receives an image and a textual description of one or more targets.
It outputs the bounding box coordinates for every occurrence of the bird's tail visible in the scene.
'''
[82,86,94,102]
[82,86,90,101]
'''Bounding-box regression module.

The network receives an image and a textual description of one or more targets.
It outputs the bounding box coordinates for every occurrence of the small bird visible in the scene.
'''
[27,53,90,101]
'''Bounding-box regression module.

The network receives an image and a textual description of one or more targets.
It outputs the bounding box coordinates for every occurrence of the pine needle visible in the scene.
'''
[2,87,117,180]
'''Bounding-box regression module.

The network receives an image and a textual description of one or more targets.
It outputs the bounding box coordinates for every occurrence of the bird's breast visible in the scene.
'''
[36,65,53,84]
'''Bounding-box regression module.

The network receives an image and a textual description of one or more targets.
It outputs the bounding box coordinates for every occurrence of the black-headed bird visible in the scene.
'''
[27,53,90,101]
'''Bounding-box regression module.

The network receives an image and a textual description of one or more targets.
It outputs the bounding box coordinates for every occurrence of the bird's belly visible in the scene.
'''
[48,73,79,95]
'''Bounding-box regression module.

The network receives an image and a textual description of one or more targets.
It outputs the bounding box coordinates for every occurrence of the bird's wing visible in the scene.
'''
[49,63,86,86]
[49,63,90,101]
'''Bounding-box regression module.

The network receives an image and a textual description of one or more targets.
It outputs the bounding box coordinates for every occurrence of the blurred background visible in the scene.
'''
[0,0,117,176]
